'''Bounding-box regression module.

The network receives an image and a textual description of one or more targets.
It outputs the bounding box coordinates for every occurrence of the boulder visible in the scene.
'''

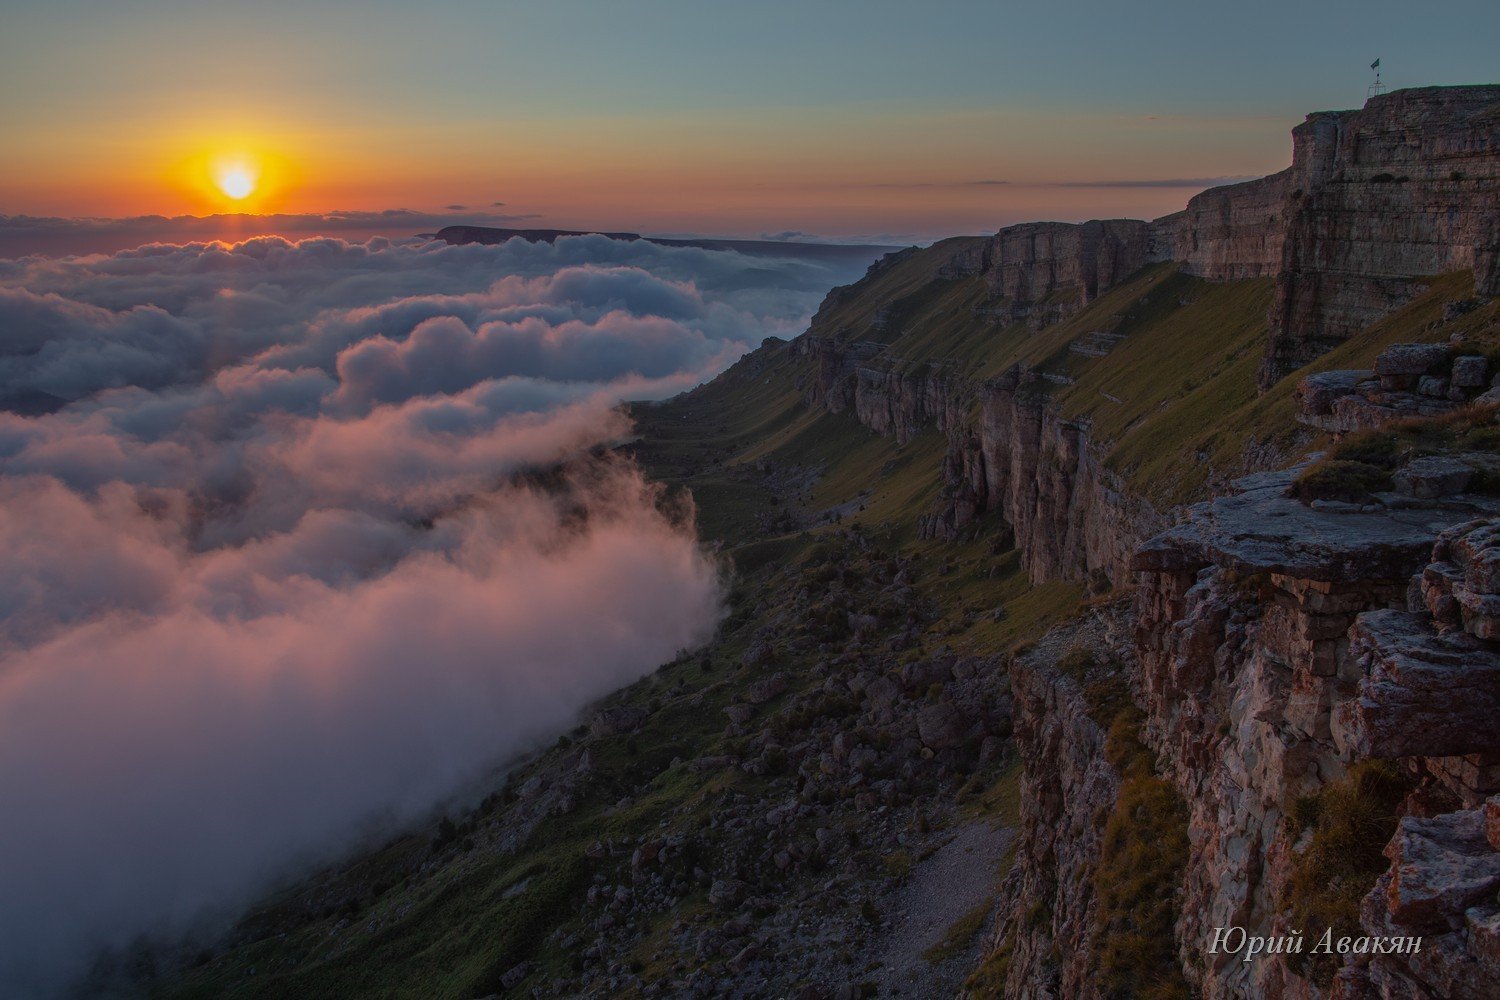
[708,879,746,910]
[862,675,899,710]
[1297,370,1368,414]
[915,702,966,749]
[723,704,753,726]
[1384,810,1500,933]
[1451,354,1490,388]
[746,673,788,703]
[1417,375,1450,397]
[1393,455,1473,498]
[1373,343,1451,377]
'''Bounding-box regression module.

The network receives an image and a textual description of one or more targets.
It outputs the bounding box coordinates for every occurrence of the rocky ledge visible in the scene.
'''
[1122,464,1500,997]
[1297,342,1500,434]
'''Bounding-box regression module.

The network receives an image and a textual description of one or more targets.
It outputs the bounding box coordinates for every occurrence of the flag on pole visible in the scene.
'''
[1371,58,1380,70]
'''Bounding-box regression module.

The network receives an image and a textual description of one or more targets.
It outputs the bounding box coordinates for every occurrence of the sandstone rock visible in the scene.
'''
[1417,375,1450,397]
[984,220,1159,327]
[1425,519,1500,639]
[1261,87,1500,387]
[1297,369,1367,415]
[1337,609,1500,759]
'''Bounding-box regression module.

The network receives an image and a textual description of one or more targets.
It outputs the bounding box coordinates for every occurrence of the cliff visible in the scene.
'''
[943,86,1500,388]
[1265,87,1500,386]
[982,220,1161,327]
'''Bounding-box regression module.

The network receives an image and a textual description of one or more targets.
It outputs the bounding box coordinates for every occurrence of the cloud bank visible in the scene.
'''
[0,233,872,996]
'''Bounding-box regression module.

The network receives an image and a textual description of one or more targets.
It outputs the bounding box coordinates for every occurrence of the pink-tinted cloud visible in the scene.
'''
[0,231,870,996]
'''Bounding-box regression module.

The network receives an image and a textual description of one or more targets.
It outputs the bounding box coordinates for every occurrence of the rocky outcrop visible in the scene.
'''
[1170,170,1295,281]
[1296,342,1499,433]
[954,87,1500,388]
[798,335,1164,587]
[983,220,1161,327]
[990,612,1132,999]
[1121,476,1500,998]
[1263,87,1500,387]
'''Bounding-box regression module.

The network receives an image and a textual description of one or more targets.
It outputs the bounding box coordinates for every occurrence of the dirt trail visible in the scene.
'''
[870,819,1014,997]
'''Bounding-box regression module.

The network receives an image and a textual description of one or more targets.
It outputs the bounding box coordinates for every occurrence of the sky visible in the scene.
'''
[3,0,1497,240]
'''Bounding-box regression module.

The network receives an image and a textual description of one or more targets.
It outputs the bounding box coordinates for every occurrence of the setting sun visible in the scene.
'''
[213,162,257,201]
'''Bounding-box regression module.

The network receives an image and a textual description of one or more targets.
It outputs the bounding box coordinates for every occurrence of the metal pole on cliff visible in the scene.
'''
[1367,58,1386,101]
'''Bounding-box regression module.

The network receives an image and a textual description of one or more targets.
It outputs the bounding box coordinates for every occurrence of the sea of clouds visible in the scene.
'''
[0,233,874,995]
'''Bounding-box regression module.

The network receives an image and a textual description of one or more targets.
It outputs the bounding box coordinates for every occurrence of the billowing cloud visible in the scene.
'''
[0,232,876,996]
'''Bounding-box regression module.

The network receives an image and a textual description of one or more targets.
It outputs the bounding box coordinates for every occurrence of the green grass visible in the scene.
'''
[1049,650,1193,1000]
[1281,760,1416,982]
[922,894,998,964]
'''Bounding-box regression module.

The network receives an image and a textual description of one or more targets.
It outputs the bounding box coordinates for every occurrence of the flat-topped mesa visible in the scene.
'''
[1263,85,1500,387]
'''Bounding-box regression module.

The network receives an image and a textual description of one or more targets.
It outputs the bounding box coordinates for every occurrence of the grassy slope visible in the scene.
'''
[150,242,1497,999]
[806,243,1499,507]
[151,327,1069,1000]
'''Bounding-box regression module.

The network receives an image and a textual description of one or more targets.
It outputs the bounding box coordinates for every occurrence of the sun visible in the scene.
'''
[212,160,259,201]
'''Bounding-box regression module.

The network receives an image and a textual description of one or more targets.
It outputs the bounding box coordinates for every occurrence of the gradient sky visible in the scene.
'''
[2,0,1496,239]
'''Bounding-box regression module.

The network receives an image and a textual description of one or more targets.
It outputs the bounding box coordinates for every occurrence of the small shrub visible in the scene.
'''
[1281,760,1415,982]
[1331,430,1401,468]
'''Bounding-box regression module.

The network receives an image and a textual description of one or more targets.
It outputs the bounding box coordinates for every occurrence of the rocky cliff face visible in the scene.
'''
[797,335,1164,588]
[993,612,1130,999]
[1170,170,1294,281]
[1132,469,1500,997]
[949,86,1500,388]
[984,460,1500,1000]
[1263,87,1500,387]
[982,220,1162,327]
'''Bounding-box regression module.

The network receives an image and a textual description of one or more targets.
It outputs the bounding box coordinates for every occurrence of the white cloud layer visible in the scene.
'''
[0,233,870,996]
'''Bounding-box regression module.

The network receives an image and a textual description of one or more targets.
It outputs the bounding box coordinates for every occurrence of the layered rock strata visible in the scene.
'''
[797,336,1163,587]
[937,86,1500,388]
[1265,87,1500,386]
